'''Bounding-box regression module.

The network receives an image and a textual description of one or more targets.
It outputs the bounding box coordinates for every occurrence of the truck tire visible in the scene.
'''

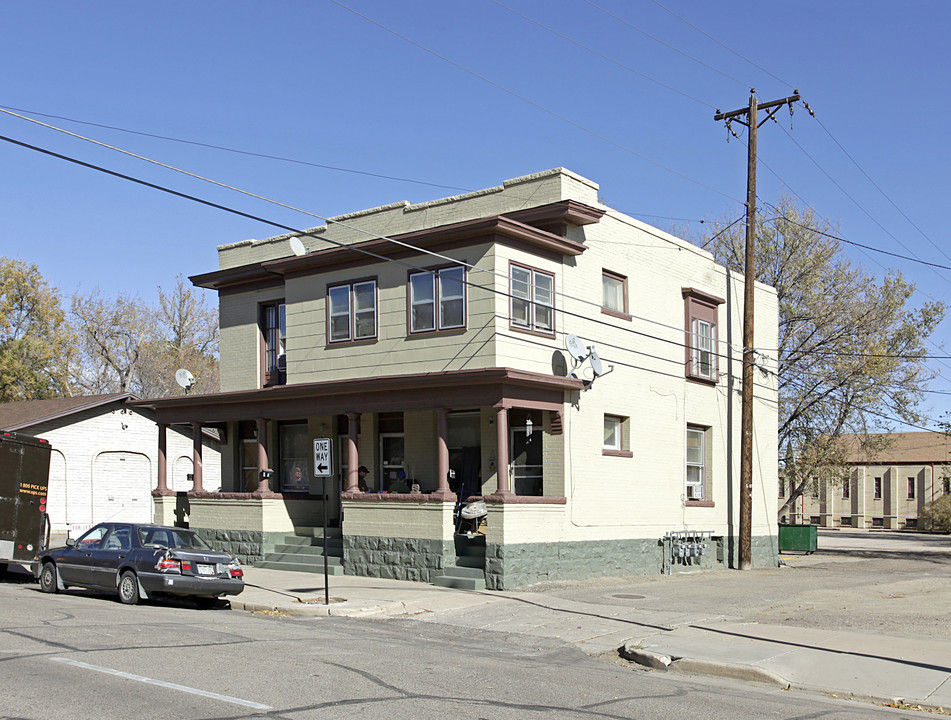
[39,562,58,593]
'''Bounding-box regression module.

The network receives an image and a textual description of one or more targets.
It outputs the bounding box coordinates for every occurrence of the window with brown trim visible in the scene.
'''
[682,288,724,384]
[602,414,632,457]
[510,263,554,335]
[328,279,377,344]
[601,270,629,319]
[409,266,465,334]
[874,476,882,500]
[261,301,286,386]
[907,476,915,499]
[686,424,713,504]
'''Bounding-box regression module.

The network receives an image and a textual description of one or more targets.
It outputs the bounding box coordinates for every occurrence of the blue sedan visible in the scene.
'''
[33,522,244,608]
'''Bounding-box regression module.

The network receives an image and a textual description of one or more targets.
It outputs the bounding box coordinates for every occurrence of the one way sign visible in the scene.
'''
[313,438,333,477]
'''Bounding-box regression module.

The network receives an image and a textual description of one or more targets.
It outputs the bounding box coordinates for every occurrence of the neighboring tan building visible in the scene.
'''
[134,168,780,589]
[781,432,951,530]
[0,394,220,535]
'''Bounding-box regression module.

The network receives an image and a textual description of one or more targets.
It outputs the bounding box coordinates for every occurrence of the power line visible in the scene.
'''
[325,0,742,204]
[0,104,471,194]
[579,0,752,90]
[491,0,717,107]
[649,0,795,90]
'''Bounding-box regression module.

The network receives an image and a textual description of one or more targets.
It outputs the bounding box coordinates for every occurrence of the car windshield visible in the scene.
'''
[138,527,212,550]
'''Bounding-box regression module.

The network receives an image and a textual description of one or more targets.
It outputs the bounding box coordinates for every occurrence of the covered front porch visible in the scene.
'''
[133,368,583,589]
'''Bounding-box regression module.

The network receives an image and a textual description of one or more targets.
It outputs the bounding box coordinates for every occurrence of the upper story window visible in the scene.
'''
[262,301,286,386]
[602,414,632,458]
[511,263,554,335]
[328,280,377,344]
[601,270,630,319]
[874,476,882,499]
[409,266,466,333]
[682,288,724,384]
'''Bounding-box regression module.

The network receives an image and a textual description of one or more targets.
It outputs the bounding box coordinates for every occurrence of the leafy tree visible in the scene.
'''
[700,197,944,519]
[0,257,73,402]
[921,493,951,533]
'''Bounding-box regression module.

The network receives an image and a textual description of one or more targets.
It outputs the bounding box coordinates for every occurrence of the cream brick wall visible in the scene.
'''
[208,168,778,545]
[22,403,220,533]
[341,500,455,541]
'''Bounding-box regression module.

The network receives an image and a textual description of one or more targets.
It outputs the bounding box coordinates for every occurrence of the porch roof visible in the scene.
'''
[130,367,584,425]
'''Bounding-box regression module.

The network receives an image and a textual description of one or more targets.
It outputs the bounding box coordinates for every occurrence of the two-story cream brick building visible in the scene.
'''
[135,168,779,589]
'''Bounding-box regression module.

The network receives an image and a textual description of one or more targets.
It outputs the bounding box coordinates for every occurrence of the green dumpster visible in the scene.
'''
[778,524,818,553]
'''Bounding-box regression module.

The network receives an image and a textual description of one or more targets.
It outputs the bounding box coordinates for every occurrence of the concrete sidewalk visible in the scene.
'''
[233,564,951,712]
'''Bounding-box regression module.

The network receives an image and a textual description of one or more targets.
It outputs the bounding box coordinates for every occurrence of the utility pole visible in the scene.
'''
[714,90,799,570]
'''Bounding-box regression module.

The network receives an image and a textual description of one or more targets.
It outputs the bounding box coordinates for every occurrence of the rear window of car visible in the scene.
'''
[138,527,212,550]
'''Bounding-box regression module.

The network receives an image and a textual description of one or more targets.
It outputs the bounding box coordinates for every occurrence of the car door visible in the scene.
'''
[92,524,133,589]
[57,525,110,587]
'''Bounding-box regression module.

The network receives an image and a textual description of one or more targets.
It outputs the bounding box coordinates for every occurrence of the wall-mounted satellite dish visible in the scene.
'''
[175,368,195,395]
[589,348,604,377]
[565,334,587,362]
[289,237,307,256]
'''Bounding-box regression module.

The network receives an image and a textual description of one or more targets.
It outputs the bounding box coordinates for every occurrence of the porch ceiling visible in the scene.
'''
[131,367,583,424]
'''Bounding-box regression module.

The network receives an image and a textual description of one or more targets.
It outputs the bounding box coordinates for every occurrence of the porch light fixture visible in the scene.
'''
[525,417,533,438]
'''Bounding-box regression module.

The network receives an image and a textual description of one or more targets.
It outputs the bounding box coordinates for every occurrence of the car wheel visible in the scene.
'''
[39,562,58,594]
[194,596,219,610]
[118,571,140,605]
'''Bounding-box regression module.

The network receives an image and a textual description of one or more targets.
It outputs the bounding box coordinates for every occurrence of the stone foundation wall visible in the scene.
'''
[344,535,455,583]
[191,528,286,564]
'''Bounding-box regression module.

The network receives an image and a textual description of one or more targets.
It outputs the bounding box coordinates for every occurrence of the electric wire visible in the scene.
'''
[0,106,737,347]
[579,0,753,90]
[0,104,472,194]
[490,0,717,107]
[325,0,742,204]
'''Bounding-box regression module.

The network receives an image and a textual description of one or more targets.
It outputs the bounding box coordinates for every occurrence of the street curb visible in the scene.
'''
[620,641,790,688]
[669,658,791,689]
[231,599,400,618]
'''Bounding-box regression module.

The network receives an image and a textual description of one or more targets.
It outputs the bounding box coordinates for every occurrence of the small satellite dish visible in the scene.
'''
[175,369,195,392]
[589,348,604,377]
[289,237,307,256]
[565,334,587,362]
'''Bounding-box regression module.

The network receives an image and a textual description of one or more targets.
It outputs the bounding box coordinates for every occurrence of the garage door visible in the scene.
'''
[92,452,152,524]
[46,451,68,533]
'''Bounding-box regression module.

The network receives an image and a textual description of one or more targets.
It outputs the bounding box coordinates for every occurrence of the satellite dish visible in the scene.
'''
[289,237,307,256]
[565,334,587,362]
[175,369,195,392]
[589,348,604,377]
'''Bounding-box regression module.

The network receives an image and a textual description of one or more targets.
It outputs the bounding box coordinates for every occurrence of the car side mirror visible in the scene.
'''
[65,538,75,547]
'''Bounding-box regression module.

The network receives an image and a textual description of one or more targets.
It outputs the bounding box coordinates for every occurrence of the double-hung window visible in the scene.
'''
[686,426,707,501]
[511,263,554,334]
[409,266,465,333]
[683,288,724,384]
[602,270,629,319]
[328,280,377,343]
[262,301,286,386]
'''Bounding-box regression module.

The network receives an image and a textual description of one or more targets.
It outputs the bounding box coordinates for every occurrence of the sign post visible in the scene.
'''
[313,438,333,604]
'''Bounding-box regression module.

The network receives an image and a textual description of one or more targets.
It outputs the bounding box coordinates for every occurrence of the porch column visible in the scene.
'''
[491,406,514,498]
[153,423,172,496]
[432,408,454,500]
[256,417,272,493]
[346,412,361,493]
[191,422,204,492]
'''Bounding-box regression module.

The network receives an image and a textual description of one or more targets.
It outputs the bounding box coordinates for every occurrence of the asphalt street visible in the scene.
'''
[0,573,919,720]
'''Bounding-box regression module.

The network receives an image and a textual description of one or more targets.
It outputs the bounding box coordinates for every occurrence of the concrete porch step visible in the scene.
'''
[281,536,344,551]
[293,526,342,539]
[254,559,345,575]
[273,543,341,557]
[433,565,486,590]
[265,551,343,565]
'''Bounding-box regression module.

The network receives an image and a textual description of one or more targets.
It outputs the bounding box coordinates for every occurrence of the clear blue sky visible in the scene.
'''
[3,1,951,422]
